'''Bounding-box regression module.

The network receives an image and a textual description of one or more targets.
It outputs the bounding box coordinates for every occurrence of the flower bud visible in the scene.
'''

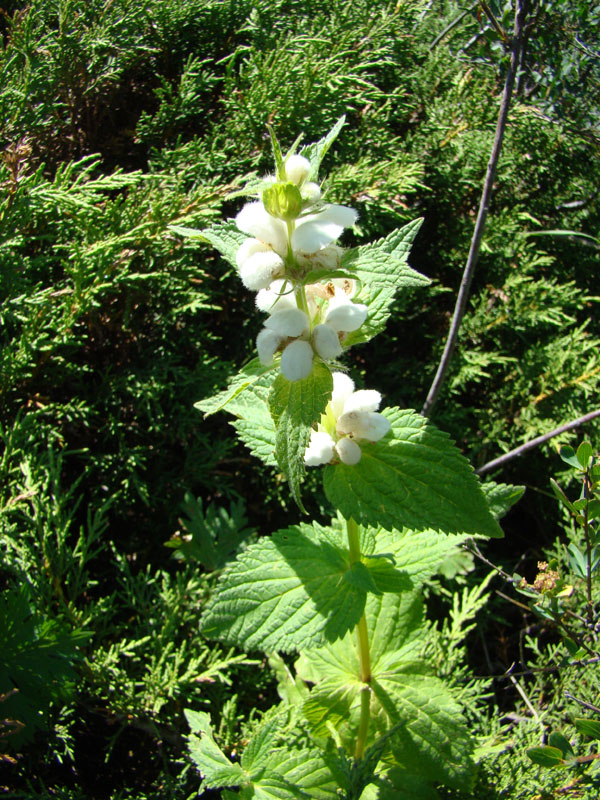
[284,155,311,186]
[304,431,335,466]
[312,324,342,360]
[335,436,362,465]
[280,340,314,381]
[301,181,321,203]
[262,182,303,221]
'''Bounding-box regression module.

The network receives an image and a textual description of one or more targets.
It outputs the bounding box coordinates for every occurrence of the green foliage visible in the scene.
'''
[324,407,502,537]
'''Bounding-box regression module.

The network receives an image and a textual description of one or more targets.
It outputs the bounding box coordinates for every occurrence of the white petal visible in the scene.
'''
[292,204,358,252]
[296,243,342,271]
[255,279,297,313]
[312,324,342,360]
[264,308,309,337]
[239,251,284,291]
[325,299,368,332]
[331,372,355,419]
[280,340,314,382]
[304,431,335,466]
[256,328,282,365]
[335,436,362,465]
[235,202,289,256]
[337,410,391,441]
[331,277,357,298]
[285,154,311,185]
[342,390,382,414]
[236,237,269,268]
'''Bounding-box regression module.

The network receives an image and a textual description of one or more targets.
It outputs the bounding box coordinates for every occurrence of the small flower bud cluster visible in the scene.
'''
[304,372,390,466]
[234,153,367,381]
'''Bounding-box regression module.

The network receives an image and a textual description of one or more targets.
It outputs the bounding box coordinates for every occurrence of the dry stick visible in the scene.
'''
[421,0,528,418]
[475,408,600,476]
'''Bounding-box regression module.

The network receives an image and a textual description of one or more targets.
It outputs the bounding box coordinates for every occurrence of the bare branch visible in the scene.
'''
[476,409,600,476]
[421,0,529,418]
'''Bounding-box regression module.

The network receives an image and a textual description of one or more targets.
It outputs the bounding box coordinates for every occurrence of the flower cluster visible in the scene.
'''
[234,154,367,381]
[304,372,390,466]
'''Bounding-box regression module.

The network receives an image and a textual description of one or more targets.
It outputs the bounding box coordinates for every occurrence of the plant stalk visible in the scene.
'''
[346,516,372,759]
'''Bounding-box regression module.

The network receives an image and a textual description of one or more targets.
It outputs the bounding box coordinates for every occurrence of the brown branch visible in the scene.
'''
[421,0,529,417]
[476,409,600,476]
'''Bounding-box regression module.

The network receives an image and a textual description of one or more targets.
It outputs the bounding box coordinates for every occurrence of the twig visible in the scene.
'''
[421,0,528,418]
[507,672,544,733]
[430,4,477,50]
[475,409,600,475]
[564,691,600,714]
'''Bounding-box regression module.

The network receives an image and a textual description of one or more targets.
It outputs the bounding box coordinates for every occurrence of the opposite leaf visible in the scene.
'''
[323,407,503,538]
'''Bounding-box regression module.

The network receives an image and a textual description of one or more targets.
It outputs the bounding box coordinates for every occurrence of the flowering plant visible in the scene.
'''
[172,120,507,798]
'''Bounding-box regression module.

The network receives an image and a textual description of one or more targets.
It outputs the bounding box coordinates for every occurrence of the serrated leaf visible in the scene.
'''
[323,408,503,538]
[345,561,382,595]
[574,718,600,740]
[300,116,346,182]
[199,523,365,652]
[527,746,565,767]
[342,220,429,347]
[170,220,247,267]
[269,363,333,509]
[263,748,340,799]
[185,710,247,789]
[364,770,441,800]
[481,481,525,520]
[229,379,277,467]
[195,358,275,417]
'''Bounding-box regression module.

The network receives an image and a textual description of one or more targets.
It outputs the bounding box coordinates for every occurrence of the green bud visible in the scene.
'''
[262,182,303,221]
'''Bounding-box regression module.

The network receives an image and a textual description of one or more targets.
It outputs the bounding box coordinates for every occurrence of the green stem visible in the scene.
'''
[346,516,372,759]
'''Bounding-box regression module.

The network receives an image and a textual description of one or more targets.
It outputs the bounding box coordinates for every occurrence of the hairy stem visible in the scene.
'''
[346,516,372,759]
[421,0,528,418]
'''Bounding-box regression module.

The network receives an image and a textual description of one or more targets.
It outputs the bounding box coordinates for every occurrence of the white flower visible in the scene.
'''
[239,249,285,291]
[311,324,342,360]
[324,291,367,332]
[304,372,390,466]
[292,205,358,253]
[235,202,288,257]
[301,182,322,203]
[281,340,314,381]
[304,431,335,466]
[264,308,310,338]
[255,279,297,313]
[256,328,282,365]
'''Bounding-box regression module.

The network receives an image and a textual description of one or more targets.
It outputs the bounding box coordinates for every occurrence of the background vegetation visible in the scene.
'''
[1,0,599,797]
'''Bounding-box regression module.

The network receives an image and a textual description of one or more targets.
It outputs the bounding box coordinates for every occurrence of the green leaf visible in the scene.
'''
[229,380,278,467]
[345,561,382,595]
[269,363,333,509]
[574,718,600,740]
[323,408,503,538]
[267,125,286,180]
[550,478,576,513]
[481,481,525,520]
[298,586,475,793]
[300,116,346,182]
[559,445,582,471]
[195,358,275,417]
[577,441,593,469]
[262,748,340,799]
[526,746,565,767]
[548,731,574,756]
[199,522,365,652]
[185,710,247,789]
[342,219,429,346]
[171,219,247,268]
